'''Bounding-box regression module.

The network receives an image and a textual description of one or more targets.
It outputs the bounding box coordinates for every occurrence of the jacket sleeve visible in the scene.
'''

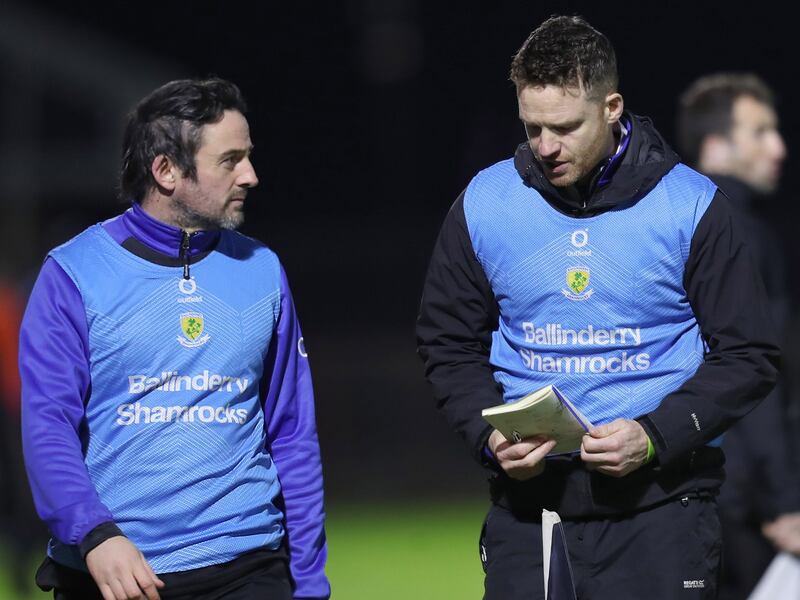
[637,191,781,467]
[262,265,329,600]
[19,258,116,546]
[416,193,503,462]
[721,384,800,520]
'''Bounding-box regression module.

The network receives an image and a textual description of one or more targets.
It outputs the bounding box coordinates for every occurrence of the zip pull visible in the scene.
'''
[180,230,191,280]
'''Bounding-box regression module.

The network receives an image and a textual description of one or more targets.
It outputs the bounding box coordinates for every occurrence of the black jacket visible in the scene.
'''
[710,174,800,522]
[416,113,780,517]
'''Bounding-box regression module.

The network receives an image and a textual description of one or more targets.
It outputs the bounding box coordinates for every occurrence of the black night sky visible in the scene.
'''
[10,0,800,499]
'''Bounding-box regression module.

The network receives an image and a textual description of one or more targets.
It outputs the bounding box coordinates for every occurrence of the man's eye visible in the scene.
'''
[554,125,577,135]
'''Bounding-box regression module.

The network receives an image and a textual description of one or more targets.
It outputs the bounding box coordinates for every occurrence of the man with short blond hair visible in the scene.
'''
[418,16,779,599]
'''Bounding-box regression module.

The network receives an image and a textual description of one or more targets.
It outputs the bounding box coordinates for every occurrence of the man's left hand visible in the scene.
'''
[580,418,650,477]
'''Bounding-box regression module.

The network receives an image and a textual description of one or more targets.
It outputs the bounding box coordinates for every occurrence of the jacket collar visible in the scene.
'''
[513,111,680,217]
[104,203,220,259]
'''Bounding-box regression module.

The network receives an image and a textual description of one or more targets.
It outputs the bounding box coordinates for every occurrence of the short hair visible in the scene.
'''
[677,73,775,167]
[119,77,247,203]
[510,15,618,99]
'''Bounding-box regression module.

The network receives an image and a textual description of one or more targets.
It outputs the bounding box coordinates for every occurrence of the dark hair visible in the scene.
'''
[510,15,618,99]
[677,73,775,167]
[119,77,247,202]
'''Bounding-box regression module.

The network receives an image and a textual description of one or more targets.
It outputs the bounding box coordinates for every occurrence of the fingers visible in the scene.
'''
[102,575,154,600]
[762,515,800,554]
[98,583,117,600]
[86,537,163,600]
[587,418,626,439]
[99,575,160,600]
[121,574,146,599]
[134,560,164,600]
[580,419,649,477]
[105,578,137,600]
[495,436,551,461]
[502,439,557,480]
[581,431,622,455]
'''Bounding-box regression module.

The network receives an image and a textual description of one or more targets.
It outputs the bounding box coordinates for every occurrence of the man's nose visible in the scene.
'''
[238,158,259,188]
[771,131,787,162]
[537,130,561,158]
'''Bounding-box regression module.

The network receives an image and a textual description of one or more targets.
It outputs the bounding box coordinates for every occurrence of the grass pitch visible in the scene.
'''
[0,499,486,600]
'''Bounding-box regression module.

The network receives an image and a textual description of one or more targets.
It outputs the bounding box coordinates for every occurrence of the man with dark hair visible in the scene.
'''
[678,72,800,600]
[417,16,779,600]
[20,78,330,600]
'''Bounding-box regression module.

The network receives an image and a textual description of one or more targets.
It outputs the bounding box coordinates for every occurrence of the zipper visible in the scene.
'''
[180,230,191,280]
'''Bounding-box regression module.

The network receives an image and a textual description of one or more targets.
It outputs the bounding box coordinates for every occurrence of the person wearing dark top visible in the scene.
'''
[678,72,800,600]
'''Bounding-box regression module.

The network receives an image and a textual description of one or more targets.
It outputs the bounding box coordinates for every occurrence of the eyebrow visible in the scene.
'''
[519,117,581,130]
[218,145,254,161]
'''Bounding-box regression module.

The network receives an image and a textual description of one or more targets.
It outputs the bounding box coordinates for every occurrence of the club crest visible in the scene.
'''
[562,267,593,301]
[178,312,211,347]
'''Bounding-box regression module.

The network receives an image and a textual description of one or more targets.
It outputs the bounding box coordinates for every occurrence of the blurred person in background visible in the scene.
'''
[678,72,800,600]
[0,275,47,595]
[417,15,779,600]
[19,77,329,600]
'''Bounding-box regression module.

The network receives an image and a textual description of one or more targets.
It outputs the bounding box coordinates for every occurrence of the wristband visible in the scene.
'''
[644,435,655,464]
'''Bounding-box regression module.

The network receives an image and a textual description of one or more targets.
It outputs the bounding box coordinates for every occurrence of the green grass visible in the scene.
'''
[0,499,487,599]
[0,544,42,600]
[326,499,486,599]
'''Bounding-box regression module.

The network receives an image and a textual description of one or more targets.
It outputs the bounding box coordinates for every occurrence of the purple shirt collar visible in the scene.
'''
[102,203,220,258]
[596,115,631,189]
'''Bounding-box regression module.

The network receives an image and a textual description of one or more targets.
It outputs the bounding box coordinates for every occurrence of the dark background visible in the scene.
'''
[2,0,798,503]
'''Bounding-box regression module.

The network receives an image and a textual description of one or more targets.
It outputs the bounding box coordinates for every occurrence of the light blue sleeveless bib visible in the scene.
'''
[464,160,716,430]
[49,226,284,573]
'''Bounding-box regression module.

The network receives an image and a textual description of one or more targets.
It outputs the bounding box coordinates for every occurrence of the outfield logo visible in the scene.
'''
[116,402,248,426]
[179,278,197,295]
[571,229,588,247]
[178,312,210,347]
[177,278,203,305]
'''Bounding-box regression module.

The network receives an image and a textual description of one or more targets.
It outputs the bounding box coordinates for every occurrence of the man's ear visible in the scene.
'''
[605,92,624,123]
[150,154,177,192]
[698,135,733,173]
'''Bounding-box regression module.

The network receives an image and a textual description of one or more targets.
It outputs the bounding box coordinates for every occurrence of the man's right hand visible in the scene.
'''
[85,536,165,600]
[488,429,556,480]
[762,513,800,555]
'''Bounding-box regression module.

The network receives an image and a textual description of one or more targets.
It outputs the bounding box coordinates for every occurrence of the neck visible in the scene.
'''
[102,202,220,259]
[140,194,181,229]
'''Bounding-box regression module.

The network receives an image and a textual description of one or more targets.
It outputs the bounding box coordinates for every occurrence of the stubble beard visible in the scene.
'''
[172,195,244,231]
[548,140,611,189]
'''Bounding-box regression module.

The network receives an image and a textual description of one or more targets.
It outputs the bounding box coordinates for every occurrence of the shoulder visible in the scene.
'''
[49,224,104,259]
[218,230,283,280]
[467,158,518,196]
[662,163,718,197]
[220,230,279,260]
[463,158,519,222]
[660,163,718,225]
[47,225,109,281]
